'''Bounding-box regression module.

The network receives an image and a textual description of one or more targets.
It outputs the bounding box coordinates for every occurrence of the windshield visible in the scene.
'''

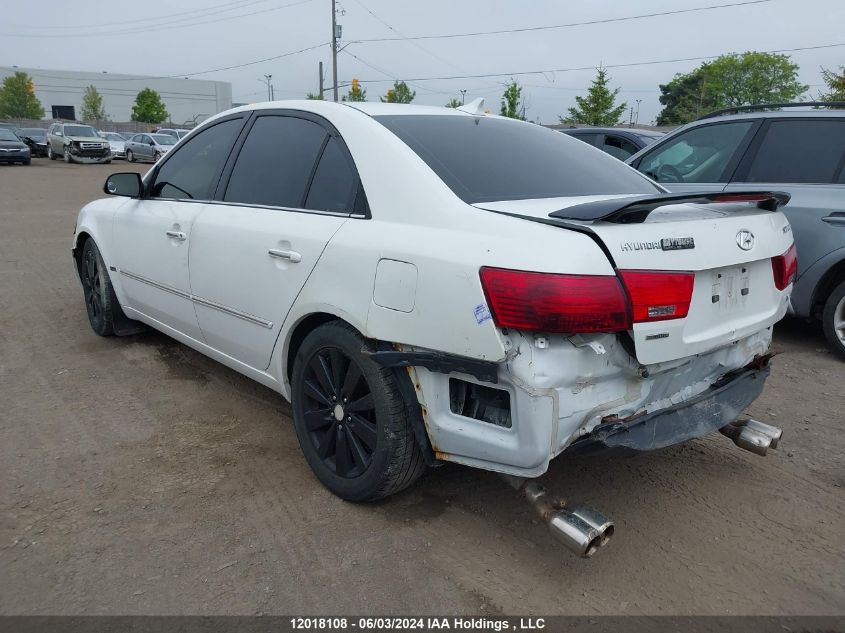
[21,128,46,139]
[374,115,659,203]
[151,134,177,145]
[0,129,20,141]
[64,125,99,138]
[102,133,125,141]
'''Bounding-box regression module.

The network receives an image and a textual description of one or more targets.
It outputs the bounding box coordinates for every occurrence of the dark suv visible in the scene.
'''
[626,105,845,358]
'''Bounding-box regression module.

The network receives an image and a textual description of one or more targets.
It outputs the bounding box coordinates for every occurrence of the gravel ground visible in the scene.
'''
[1,160,843,615]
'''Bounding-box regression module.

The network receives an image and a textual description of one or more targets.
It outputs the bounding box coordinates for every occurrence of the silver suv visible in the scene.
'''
[46,122,111,164]
[627,105,845,358]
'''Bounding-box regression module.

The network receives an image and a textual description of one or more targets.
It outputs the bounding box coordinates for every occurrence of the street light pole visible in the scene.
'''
[635,99,642,125]
[460,89,467,105]
[331,0,339,102]
[262,74,272,101]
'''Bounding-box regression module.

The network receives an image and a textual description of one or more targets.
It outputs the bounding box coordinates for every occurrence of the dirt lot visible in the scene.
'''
[1,159,843,616]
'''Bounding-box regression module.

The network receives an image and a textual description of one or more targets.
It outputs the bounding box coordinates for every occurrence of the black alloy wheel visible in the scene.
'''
[301,347,377,479]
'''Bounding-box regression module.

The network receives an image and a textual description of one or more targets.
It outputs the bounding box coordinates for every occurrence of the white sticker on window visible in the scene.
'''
[474,304,492,325]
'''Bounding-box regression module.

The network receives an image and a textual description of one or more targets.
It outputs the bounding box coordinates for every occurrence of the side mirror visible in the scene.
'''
[104,172,143,198]
[149,140,155,146]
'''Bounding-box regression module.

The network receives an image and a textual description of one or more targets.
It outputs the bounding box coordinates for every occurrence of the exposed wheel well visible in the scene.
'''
[811,258,845,318]
[73,231,92,270]
[285,312,340,383]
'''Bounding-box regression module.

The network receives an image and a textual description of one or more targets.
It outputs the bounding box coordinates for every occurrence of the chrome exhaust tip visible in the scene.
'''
[720,418,782,456]
[521,482,613,558]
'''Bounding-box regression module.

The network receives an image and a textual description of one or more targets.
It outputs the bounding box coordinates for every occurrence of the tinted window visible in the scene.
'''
[375,115,658,203]
[744,119,845,184]
[304,137,356,213]
[602,135,638,160]
[151,118,242,200]
[566,131,600,145]
[639,121,753,184]
[225,116,327,208]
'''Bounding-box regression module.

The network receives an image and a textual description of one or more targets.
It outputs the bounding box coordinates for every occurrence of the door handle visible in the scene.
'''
[821,215,845,226]
[166,230,187,241]
[268,248,302,263]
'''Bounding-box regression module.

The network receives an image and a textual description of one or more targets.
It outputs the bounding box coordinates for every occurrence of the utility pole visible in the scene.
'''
[262,74,273,101]
[628,106,634,127]
[319,61,324,100]
[331,0,339,102]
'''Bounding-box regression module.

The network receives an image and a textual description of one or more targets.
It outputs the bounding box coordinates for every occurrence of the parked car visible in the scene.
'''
[626,104,845,358]
[563,127,664,160]
[73,101,793,556]
[18,127,49,157]
[46,122,111,164]
[155,128,190,140]
[0,122,21,135]
[124,133,176,163]
[0,127,31,165]
[99,132,127,159]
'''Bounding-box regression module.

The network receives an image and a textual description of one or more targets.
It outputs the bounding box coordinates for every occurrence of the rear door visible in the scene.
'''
[188,111,359,370]
[723,117,845,289]
[630,119,760,193]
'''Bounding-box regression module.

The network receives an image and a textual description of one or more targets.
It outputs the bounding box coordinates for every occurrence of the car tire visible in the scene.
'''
[78,239,117,337]
[48,145,56,160]
[104,159,112,164]
[63,147,72,163]
[153,151,161,162]
[126,150,134,163]
[822,280,845,360]
[291,321,427,501]
[23,159,31,165]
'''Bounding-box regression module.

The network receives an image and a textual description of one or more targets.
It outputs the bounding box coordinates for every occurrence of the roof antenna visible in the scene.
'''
[457,97,485,116]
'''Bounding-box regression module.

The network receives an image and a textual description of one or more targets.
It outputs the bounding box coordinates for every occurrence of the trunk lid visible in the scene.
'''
[474,195,794,364]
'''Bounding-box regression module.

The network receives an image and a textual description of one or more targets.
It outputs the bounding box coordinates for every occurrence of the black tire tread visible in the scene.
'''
[292,321,426,501]
[80,239,116,337]
[822,279,845,360]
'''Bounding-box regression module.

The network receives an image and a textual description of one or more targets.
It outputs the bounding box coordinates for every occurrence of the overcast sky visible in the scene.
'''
[2,0,843,124]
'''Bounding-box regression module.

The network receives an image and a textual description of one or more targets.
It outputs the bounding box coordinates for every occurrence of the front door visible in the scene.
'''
[112,116,246,340]
[189,113,361,370]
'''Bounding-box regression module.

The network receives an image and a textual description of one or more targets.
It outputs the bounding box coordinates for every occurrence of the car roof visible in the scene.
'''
[563,127,663,136]
[223,100,487,119]
[686,109,845,127]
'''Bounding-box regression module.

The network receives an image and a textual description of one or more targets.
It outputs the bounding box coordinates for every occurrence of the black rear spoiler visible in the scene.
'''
[549,191,791,224]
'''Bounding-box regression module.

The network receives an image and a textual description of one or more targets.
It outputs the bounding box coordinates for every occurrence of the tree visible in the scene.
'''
[818,66,845,104]
[131,87,169,124]
[499,79,526,120]
[561,67,626,126]
[0,71,44,119]
[380,80,415,104]
[80,85,107,121]
[342,79,367,102]
[305,92,324,100]
[656,52,808,125]
[445,98,462,108]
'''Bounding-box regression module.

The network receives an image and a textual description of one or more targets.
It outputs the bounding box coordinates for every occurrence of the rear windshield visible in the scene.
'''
[374,115,659,203]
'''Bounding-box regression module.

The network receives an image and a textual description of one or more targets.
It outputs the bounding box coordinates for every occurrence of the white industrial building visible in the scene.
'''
[0,66,232,125]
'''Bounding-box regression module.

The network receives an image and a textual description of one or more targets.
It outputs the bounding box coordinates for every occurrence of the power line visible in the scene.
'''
[22,42,328,83]
[0,0,312,38]
[352,42,845,84]
[354,0,775,42]
[2,0,272,30]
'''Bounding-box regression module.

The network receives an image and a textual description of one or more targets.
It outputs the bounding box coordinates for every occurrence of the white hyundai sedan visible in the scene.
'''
[73,100,795,556]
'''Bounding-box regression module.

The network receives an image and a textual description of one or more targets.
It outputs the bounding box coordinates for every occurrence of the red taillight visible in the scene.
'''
[479,267,630,333]
[771,243,797,291]
[618,270,695,323]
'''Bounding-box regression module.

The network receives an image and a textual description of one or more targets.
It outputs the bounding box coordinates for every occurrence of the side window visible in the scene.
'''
[639,121,754,184]
[151,118,242,200]
[744,120,845,184]
[304,137,357,213]
[602,135,638,160]
[224,115,327,208]
[566,132,600,146]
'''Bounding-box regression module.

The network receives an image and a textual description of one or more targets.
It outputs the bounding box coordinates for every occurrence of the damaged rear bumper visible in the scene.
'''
[565,364,770,457]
